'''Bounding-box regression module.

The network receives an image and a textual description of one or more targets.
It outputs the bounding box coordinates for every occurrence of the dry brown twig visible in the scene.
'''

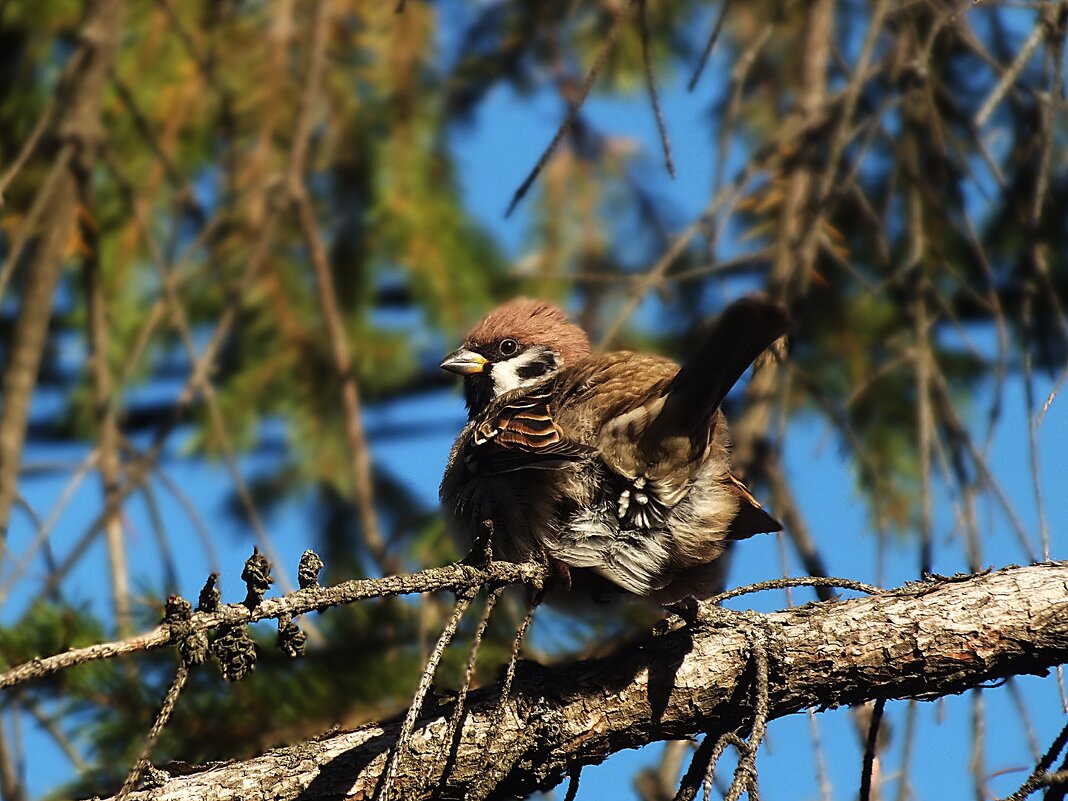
[859,698,886,801]
[998,718,1068,801]
[0,96,56,209]
[82,218,134,637]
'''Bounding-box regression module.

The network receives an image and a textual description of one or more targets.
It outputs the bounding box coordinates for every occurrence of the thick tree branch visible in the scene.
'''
[100,562,1068,801]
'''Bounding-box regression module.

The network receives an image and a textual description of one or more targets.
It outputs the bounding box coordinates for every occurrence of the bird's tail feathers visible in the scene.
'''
[641,295,791,452]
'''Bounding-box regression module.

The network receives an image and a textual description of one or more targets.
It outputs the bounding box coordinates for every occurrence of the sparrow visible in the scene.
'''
[438,296,789,604]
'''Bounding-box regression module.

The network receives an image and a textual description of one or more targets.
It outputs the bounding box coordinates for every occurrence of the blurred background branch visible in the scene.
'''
[0,0,1065,798]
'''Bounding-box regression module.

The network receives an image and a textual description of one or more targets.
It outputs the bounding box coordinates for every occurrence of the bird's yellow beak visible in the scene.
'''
[440,347,488,375]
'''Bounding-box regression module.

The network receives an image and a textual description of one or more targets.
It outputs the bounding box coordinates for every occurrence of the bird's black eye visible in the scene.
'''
[498,338,519,356]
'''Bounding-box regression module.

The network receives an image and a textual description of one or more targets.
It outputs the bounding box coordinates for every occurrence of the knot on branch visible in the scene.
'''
[461,520,496,569]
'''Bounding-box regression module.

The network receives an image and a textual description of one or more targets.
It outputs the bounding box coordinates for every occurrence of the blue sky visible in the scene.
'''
[7,4,1068,799]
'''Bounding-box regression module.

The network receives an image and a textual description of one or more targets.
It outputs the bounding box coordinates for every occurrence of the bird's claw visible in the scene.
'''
[549,557,572,592]
[462,520,496,568]
[653,597,701,636]
[665,596,700,624]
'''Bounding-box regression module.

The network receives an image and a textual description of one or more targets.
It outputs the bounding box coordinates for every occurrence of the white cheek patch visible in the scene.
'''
[490,348,556,396]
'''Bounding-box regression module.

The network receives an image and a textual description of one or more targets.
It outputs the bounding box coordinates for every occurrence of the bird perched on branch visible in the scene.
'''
[439,296,789,604]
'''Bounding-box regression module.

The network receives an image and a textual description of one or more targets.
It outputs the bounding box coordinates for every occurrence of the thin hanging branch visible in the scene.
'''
[687,0,733,92]
[637,0,675,178]
[115,662,190,801]
[999,718,1068,801]
[0,95,56,208]
[82,194,133,637]
[974,14,1047,127]
[379,585,480,801]
[505,0,638,217]
[671,731,722,801]
[722,624,770,801]
[434,585,506,782]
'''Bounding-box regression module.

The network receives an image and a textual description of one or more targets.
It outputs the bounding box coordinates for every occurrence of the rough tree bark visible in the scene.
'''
[106,562,1068,801]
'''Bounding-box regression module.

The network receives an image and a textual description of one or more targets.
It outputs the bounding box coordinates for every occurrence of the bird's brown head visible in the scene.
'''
[440,298,591,418]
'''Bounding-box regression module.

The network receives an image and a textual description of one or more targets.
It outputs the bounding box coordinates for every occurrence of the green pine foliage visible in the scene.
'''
[0,0,1064,796]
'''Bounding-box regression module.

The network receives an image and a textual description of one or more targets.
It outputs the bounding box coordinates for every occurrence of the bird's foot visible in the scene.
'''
[653,597,701,636]
[665,596,700,625]
[462,520,496,568]
[548,556,573,592]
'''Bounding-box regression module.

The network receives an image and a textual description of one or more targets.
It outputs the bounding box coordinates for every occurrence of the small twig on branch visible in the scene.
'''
[704,575,880,607]
[380,584,480,801]
[436,585,505,777]
[115,662,190,801]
